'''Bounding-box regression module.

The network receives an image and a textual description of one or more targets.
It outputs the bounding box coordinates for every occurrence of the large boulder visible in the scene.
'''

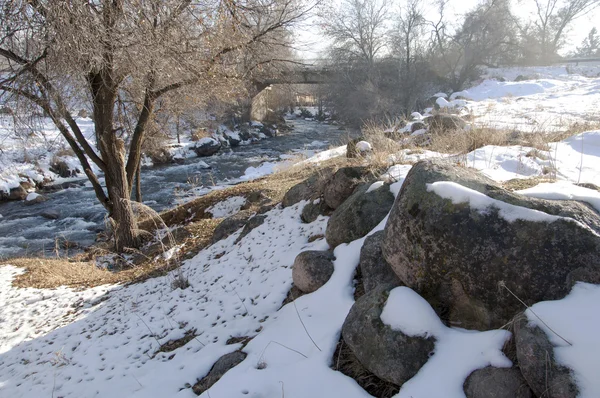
[192,138,221,157]
[292,250,335,293]
[359,231,402,293]
[192,351,247,395]
[282,167,335,208]
[514,317,578,398]
[7,185,28,201]
[342,285,435,386]
[323,166,370,210]
[50,160,78,178]
[382,159,600,329]
[326,183,394,248]
[234,214,267,244]
[464,367,533,398]
[24,192,46,205]
[425,113,466,131]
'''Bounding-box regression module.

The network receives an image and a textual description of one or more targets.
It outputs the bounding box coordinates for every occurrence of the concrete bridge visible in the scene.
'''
[250,67,332,121]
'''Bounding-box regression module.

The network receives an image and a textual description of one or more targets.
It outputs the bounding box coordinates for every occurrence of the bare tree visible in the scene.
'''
[322,0,390,66]
[0,0,316,252]
[575,27,600,56]
[529,0,600,62]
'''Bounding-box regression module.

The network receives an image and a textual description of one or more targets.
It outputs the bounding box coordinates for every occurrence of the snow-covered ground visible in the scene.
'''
[2,66,600,397]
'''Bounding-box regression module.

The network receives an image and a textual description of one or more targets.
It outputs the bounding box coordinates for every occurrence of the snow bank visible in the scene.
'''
[517,181,600,213]
[381,287,512,398]
[526,283,600,397]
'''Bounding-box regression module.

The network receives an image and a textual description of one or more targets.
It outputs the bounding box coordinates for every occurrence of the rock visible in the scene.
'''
[323,166,370,210]
[515,317,578,398]
[234,214,267,244]
[301,200,330,223]
[41,210,61,220]
[346,137,365,158]
[464,367,533,398]
[425,113,466,131]
[410,121,427,133]
[292,250,335,293]
[282,167,335,208]
[0,106,13,115]
[342,285,435,385]
[77,109,88,118]
[192,351,247,395]
[359,231,402,293]
[50,160,78,178]
[24,192,46,205]
[147,148,174,165]
[382,159,600,329]
[211,210,254,243]
[192,138,221,157]
[326,183,394,248]
[8,185,28,201]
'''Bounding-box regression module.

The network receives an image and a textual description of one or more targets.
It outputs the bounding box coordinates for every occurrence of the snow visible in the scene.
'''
[366,181,384,193]
[24,192,39,201]
[205,196,247,218]
[240,162,278,180]
[0,201,331,398]
[302,145,346,164]
[381,287,512,398]
[426,181,588,226]
[526,283,600,398]
[355,141,372,152]
[517,181,600,213]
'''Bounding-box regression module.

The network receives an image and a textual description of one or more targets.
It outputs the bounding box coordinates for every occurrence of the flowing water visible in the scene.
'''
[0,119,350,259]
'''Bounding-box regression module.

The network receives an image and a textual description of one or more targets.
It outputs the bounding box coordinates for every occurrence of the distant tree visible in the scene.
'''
[0,0,315,252]
[430,0,519,90]
[527,0,600,63]
[575,27,600,56]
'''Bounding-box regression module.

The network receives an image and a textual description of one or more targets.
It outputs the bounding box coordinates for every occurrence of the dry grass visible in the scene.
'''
[7,258,122,289]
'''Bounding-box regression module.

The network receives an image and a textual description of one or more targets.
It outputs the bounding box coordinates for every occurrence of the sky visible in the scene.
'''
[294,0,600,61]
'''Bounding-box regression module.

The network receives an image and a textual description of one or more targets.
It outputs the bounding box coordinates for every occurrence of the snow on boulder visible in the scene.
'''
[341,285,435,386]
[436,96,451,108]
[382,159,600,330]
[192,137,221,157]
[24,192,46,205]
[379,287,512,398]
[433,92,448,98]
[516,283,600,398]
[355,141,372,153]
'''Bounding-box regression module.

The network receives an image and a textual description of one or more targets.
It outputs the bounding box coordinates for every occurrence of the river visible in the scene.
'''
[0,119,349,259]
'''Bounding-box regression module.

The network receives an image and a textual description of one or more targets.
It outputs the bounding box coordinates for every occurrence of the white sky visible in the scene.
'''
[294,0,600,60]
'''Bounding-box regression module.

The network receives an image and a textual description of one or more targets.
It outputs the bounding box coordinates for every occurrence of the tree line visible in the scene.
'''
[319,0,600,125]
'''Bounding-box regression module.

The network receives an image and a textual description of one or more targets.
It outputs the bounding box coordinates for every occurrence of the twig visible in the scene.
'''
[257,340,308,368]
[499,281,572,346]
[290,292,321,351]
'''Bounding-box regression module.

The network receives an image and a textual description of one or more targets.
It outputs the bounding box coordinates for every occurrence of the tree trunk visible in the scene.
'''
[90,69,140,252]
[135,160,142,203]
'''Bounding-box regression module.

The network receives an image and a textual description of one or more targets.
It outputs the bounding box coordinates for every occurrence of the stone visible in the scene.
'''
[211,210,254,243]
[192,351,247,395]
[292,250,335,293]
[410,121,427,133]
[50,160,78,178]
[425,113,467,131]
[464,367,533,398]
[24,192,46,205]
[323,166,370,210]
[192,138,221,157]
[41,210,61,220]
[326,183,394,248]
[77,109,88,118]
[515,317,578,398]
[342,285,435,386]
[382,159,600,329]
[234,214,267,244]
[8,185,28,201]
[282,167,335,208]
[300,200,330,224]
[359,231,402,293]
